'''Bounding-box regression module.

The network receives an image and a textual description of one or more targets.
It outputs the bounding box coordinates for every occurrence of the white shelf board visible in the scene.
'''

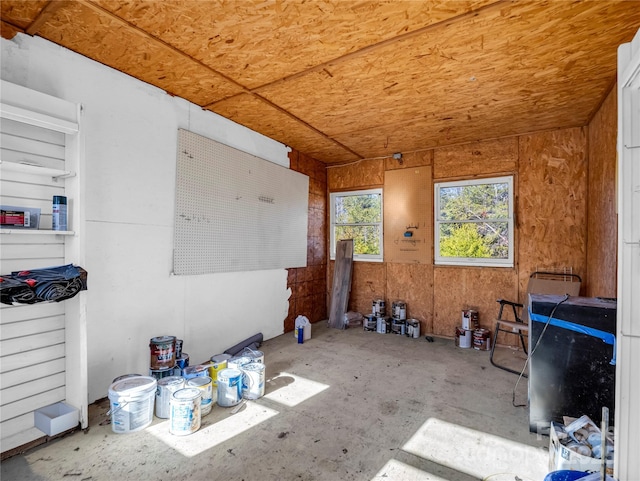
[0,229,75,236]
[0,160,75,179]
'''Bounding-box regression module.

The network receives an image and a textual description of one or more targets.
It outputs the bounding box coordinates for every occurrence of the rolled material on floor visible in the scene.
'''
[224,333,263,356]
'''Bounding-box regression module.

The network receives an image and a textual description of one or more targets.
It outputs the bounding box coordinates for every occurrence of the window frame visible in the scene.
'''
[434,175,514,268]
[330,188,384,262]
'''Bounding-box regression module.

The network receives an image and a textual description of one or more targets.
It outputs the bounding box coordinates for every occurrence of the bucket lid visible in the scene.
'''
[157,376,184,387]
[172,387,202,401]
[218,368,241,379]
[187,376,212,387]
[150,335,176,344]
[228,356,251,366]
[109,376,157,396]
[210,353,232,363]
[242,362,264,372]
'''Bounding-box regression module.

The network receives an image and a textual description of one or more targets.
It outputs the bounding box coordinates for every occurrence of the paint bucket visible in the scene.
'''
[176,353,189,370]
[175,339,183,359]
[406,319,420,338]
[455,326,472,348]
[228,355,252,370]
[241,362,265,400]
[108,376,157,434]
[392,301,407,320]
[217,368,243,407]
[376,316,388,334]
[155,376,185,419]
[363,314,377,331]
[240,347,264,364]
[462,310,479,331]
[149,366,178,380]
[187,376,214,416]
[112,373,142,383]
[183,364,209,380]
[372,299,386,317]
[473,328,491,351]
[209,354,231,387]
[149,336,176,370]
[391,318,406,335]
[169,387,201,436]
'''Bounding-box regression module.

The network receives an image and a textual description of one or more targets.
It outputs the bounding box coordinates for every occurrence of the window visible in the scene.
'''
[434,176,513,267]
[330,189,383,261]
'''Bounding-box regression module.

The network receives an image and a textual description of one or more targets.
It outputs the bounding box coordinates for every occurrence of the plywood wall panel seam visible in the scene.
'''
[585,75,618,126]
[248,0,506,94]
[76,0,251,94]
[24,0,65,36]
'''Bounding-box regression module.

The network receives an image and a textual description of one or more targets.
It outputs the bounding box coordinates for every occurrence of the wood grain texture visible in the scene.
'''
[586,87,618,298]
[386,263,434,335]
[517,127,588,299]
[433,138,518,180]
[327,158,384,191]
[347,261,386,316]
[433,266,517,338]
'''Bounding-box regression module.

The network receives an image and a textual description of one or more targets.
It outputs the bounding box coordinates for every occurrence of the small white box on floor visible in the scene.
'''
[34,402,79,436]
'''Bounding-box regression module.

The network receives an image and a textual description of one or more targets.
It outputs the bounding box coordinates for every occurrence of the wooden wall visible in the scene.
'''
[291,89,617,339]
[586,86,618,298]
[286,150,327,331]
[327,128,594,339]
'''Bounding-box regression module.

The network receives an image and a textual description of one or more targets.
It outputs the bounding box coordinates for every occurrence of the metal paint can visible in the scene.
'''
[187,376,214,416]
[372,299,386,317]
[241,362,265,400]
[391,318,406,335]
[240,347,264,364]
[455,326,473,348]
[406,319,421,339]
[155,376,185,419]
[217,368,243,407]
[149,336,176,371]
[208,354,230,387]
[392,301,407,320]
[462,310,479,331]
[363,314,377,331]
[183,364,209,380]
[149,366,178,380]
[169,387,201,435]
[176,353,189,370]
[376,316,388,334]
[175,339,183,359]
[473,328,491,351]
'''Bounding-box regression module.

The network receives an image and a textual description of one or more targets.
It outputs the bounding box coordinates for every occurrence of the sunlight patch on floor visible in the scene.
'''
[263,371,330,407]
[403,418,547,481]
[146,401,279,457]
[371,459,449,481]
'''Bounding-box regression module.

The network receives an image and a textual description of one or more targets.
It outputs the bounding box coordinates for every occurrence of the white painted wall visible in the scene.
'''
[1,34,293,403]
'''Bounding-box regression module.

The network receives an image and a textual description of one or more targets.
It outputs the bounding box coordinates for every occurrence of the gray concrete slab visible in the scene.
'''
[1,322,548,481]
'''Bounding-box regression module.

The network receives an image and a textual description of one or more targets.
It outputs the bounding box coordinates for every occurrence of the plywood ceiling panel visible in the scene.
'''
[2,0,638,164]
[93,0,495,89]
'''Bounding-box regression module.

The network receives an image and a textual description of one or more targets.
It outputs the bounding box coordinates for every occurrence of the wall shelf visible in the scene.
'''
[0,229,75,236]
[0,160,75,179]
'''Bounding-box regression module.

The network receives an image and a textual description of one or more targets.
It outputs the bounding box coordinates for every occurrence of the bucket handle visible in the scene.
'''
[106,400,129,416]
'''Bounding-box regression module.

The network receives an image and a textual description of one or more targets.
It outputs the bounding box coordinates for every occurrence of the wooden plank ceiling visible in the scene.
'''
[2,0,639,164]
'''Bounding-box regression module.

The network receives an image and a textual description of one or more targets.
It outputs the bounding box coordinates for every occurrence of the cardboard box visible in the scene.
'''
[549,422,613,474]
[0,205,40,229]
[34,402,79,436]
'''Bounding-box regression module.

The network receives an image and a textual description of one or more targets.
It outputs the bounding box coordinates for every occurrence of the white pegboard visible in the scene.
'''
[174,129,308,275]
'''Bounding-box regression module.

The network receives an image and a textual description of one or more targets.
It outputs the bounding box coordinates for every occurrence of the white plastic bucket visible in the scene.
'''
[186,376,214,416]
[217,368,243,407]
[170,387,201,436]
[242,362,265,400]
[227,356,252,370]
[155,376,185,419]
[108,376,157,433]
[455,326,473,348]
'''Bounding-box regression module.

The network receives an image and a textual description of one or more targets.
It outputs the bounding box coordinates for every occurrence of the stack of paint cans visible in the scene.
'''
[372,298,389,334]
[149,336,180,380]
[456,310,479,349]
[363,313,377,331]
[213,348,266,407]
[391,300,407,335]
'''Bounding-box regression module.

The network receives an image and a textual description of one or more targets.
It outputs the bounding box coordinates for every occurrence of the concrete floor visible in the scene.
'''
[1,322,548,481]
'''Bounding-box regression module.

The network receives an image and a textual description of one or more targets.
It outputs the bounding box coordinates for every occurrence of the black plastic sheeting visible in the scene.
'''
[0,264,88,305]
